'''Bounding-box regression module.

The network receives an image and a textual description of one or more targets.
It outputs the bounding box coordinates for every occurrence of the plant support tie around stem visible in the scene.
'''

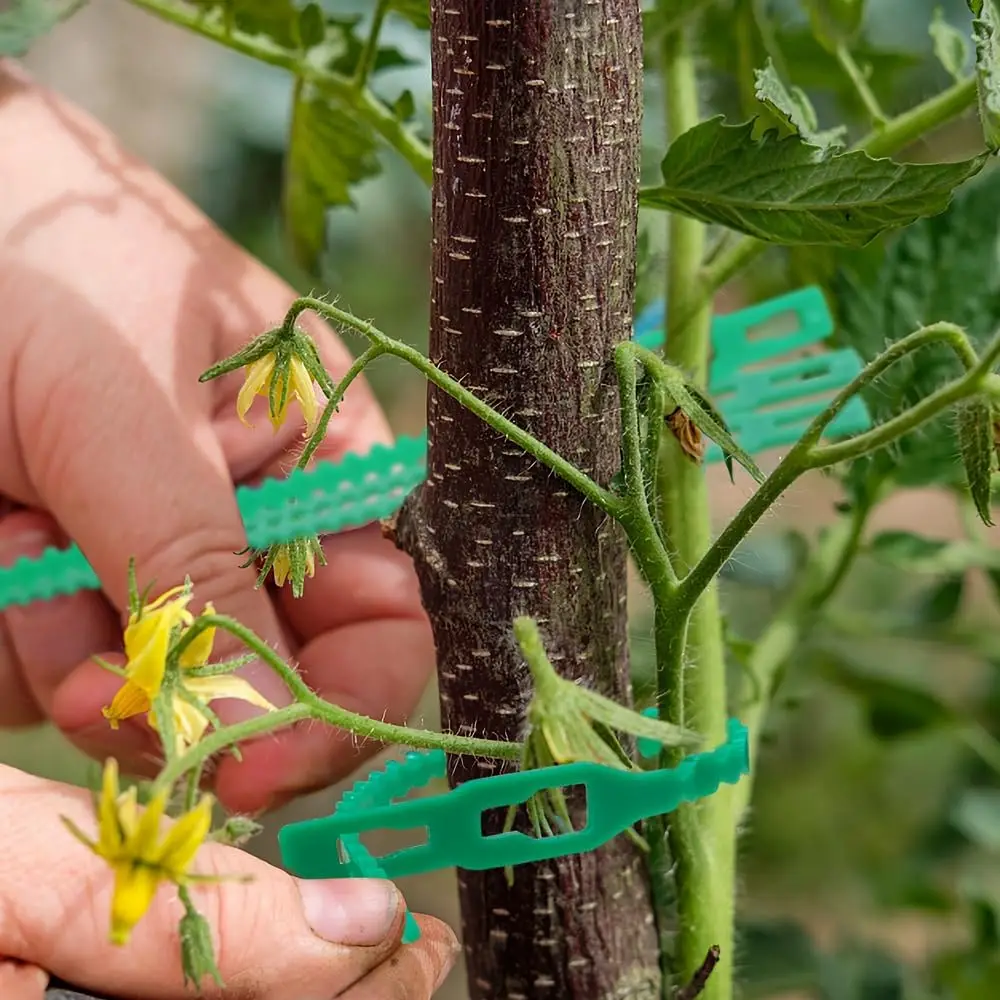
[279,719,750,943]
[0,286,869,611]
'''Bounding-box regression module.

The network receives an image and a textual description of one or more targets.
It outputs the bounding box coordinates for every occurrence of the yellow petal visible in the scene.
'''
[97,759,124,857]
[129,789,169,863]
[184,675,277,714]
[109,862,162,946]
[116,786,140,839]
[178,603,216,669]
[289,356,319,431]
[304,547,317,579]
[155,794,214,876]
[102,680,152,728]
[123,596,191,699]
[170,696,211,754]
[138,585,189,617]
[237,354,276,427]
[271,547,291,587]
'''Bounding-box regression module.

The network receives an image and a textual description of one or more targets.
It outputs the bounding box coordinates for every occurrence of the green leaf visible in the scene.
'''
[868,530,952,570]
[931,7,971,82]
[297,2,325,49]
[933,948,1000,1000]
[325,14,414,76]
[695,5,921,126]
[833,169,1000,492]
[916,574,966,625]
[953,788,1000,851]
[753,58,846,150]
[283,87,381,273]
[803,0,865,53]
[736,919,822,997]
[970,0,1000,151]
[958,398,997,525]
[0,0,76,56]
[388,0,429,30]
[662,370,765,483]
[639,117,985,247]
[223,0,300,48]
[818,653,956,740]
[391,88,416,122]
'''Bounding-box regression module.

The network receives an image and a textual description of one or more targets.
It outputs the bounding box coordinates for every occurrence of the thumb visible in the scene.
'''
[0,764,458,999]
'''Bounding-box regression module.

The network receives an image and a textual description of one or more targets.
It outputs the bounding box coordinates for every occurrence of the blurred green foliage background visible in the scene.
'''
[5,0,1000,996]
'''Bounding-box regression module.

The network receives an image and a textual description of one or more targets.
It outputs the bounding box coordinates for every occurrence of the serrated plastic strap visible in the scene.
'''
[0,285,868,611]
[279,723,749,940]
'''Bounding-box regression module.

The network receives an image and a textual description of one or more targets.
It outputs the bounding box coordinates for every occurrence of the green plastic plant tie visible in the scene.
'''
[279,718,750,942]
[0,286,869,612]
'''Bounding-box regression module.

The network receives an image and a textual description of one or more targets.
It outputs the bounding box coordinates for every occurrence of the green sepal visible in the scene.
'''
[958,397,997,526]
[198,327,283,383]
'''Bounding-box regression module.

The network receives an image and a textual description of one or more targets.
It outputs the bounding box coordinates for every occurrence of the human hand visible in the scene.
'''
[0,62,435,813]
[0,763,459,999]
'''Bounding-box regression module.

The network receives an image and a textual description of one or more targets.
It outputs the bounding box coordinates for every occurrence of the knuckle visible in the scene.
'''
[132,526,253,612]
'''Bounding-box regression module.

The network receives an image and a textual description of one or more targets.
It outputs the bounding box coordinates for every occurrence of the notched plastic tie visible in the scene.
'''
[279,718,750,943]
[0,286,869,611]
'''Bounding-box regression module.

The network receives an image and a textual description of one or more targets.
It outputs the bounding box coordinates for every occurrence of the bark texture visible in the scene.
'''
[395,3,658,998]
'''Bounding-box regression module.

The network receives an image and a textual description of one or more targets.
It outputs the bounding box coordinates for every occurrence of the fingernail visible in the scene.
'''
[296,878,400,946]
[30,964,50,992]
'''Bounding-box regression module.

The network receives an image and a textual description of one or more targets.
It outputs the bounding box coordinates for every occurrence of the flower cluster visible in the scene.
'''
[101,583,275,758]
[200,323,331,598]
[59,572,276,976]
[62,758,216,946]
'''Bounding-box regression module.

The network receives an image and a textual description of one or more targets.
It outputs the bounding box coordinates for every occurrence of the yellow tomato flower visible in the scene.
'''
[62,758,213,945]
[261,536,326,599]
[236,352,319,432]
[149,603,277,756]
[102,587,194,728]
[271,543,316,589]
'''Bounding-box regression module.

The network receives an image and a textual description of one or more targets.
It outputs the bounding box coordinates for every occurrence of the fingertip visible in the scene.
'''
[419,915,462,992]
[295,877,402,948]
[338,914,461,999]
[0,960,49,1000]
[50,655,164,776]
[0,510,121,719]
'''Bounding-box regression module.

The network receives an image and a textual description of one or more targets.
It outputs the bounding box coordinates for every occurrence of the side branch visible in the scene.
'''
[285,297,624,517]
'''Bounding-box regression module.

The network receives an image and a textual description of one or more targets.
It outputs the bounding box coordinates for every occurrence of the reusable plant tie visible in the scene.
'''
[280,718,750,943]
[2,286,846,948]
[0,285,870,611]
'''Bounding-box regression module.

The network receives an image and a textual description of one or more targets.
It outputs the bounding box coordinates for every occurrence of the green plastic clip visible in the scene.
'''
[635,285,870,462]
[279,719,750,943]
[0,286,870,611]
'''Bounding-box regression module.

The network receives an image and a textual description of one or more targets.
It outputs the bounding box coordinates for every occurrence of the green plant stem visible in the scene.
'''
[657,21,733,1000]
[614,343,678,592]
[284,297,622,516]
[677,324,1000,611]
[859,75,978,158]
[123,0,433,185]
[731,501,870,823]
[184,760,205,812]
[155,615,522,792]
[835,44,886,126]
[299,344,386,467]
[353,0,390,89]
[692,75,978,316]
